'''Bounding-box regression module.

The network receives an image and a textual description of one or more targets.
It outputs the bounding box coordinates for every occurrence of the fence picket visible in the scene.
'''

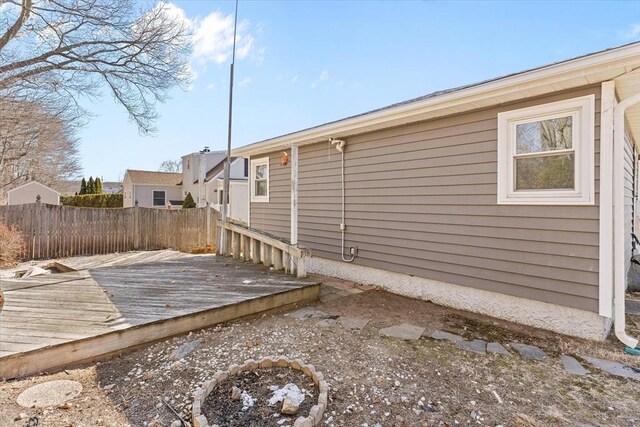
[0,202,218,260]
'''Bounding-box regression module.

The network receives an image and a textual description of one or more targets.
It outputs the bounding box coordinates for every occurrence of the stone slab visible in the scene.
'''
[17,380,82,408]
[339,317,369,330]
[170,339,201,361]
[510,343,547,360]
[626,299,640,315]
[561,355,590,376]
[289,307,331,320]
[430,330,463,343]
[583,356,640,380]
[316,318,338,327]
[455,339,487,354]
[487,342,510,356]
[379,323,426,341]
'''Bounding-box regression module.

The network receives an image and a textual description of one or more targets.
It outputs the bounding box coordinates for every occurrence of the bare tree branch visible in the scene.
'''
[0,0,192,134]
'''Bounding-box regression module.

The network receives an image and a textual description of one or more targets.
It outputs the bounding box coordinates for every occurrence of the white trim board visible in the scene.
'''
[308,256,611,341]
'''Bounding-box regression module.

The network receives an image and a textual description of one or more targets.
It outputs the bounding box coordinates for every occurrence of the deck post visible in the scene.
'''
[283,251,290,273]
[251,239,261,264]
[232,231,241,259]
[272,247,283,270]
[242,235,251,261]
[296,256,307,278]
[225,228,232,256]
[262,243,271,267]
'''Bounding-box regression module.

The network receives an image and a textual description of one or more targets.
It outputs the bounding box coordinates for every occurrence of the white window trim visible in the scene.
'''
[250,157,270,203]
[497,94,595,205]
[152,190,166,207]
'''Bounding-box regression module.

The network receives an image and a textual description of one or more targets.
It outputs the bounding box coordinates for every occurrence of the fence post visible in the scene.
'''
[206,207,211,247]
[133,203,140,250]
[34,197,42,259]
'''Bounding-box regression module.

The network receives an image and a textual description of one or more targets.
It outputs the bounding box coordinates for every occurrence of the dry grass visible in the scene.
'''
[190,245,216,254]
[0,223,25,267]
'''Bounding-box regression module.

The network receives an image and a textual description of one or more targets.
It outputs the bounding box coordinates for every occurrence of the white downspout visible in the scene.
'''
[613,91,640,349]
[599,81,615,318]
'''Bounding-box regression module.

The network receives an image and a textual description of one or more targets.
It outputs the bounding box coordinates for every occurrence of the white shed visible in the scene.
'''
[7,181,60,206]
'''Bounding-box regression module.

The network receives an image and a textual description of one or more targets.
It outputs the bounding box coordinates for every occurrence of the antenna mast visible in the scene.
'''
[222,0,239,224]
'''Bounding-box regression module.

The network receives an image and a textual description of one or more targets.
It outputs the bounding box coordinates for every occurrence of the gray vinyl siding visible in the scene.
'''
[296,86,601,312]
[624,129,635,278]
[250,149,291,240]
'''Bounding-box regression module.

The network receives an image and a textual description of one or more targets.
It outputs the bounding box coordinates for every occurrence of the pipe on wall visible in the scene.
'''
[330,138,356,263]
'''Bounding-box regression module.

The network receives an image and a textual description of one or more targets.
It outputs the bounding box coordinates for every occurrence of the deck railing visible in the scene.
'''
[217,221,310,278]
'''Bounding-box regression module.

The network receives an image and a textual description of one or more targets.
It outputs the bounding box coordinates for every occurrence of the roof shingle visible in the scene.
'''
[126,170,181,186]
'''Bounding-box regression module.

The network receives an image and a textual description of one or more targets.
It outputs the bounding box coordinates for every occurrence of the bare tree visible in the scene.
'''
[0,0,192,134]
[0,97,81,197]
[158,159,182,173]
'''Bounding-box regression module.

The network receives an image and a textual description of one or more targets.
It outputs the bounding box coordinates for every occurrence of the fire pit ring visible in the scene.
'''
[192,356,329,427]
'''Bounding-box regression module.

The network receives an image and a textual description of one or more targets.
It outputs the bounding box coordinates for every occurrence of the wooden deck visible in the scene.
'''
[0,251,320,379]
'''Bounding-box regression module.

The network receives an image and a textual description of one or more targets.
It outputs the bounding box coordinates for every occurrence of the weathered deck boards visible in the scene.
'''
[0,254,319,379]
[53,249,194,271]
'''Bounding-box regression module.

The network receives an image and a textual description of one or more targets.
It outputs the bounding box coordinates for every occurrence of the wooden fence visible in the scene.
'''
[0,201,217,260]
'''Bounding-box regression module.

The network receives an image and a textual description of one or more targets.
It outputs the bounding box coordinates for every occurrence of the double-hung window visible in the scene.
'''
[497,95,595,205]
[250,157,269,202]
[153,190,166,207]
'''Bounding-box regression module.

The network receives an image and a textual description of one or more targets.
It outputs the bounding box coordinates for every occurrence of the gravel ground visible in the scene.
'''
[1,277,639,427]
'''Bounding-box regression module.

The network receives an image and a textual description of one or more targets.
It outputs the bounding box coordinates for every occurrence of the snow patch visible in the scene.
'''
[268,383,305,406]
[241,390,255,411]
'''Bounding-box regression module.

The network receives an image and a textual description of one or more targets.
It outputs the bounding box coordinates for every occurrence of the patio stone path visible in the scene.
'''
[339,316,369,330]
[510,343,547,360]
[430,330,463,343]
[561,355,590,376]
[455,339,487,354]
[583,356,640,380]
[379,323,426,340]
[487,342,510,355]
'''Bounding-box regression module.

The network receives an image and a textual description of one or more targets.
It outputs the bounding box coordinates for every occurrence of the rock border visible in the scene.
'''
[192,356,328,427]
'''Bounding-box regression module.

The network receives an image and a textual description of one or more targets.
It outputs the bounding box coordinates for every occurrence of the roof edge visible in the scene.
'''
[7,181,61,195]
[232,42,640,157]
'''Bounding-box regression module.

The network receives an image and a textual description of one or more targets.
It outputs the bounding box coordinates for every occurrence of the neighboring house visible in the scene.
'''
[203,156,249,223]
[232,43,640,344]
[179,148,248,223]
[122,149,249,222]
[7,181,60,205]
[122,170,183,209]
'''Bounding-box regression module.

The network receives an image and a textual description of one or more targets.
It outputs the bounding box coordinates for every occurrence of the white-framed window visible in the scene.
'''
[152,190,166,206]
[497,95,595,205]
[250,157,269,202]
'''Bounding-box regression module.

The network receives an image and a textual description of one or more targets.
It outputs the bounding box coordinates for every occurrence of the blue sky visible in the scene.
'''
[78,0,640,181]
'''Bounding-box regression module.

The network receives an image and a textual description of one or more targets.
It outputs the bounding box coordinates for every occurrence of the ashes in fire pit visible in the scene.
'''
[202,367,318,427]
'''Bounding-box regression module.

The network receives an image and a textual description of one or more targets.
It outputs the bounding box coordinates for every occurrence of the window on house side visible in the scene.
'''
[497,95,595,205]
[251,157,269,202]
[153,190,166,206]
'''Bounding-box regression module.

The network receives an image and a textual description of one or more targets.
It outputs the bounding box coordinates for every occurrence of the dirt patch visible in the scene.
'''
[1,281,639,427]
[202,367,317,427]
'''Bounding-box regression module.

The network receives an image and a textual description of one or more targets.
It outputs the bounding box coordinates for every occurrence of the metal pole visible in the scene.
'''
[222,0,239,224]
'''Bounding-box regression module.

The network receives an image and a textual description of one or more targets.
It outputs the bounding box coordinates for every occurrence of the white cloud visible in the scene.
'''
[291,74,299,83]
[206,83,216,91]
[239,77,252,87]
[622,22,640,39]
[161,3,256,67]
[311,70,329,88]
[193,14,254,64]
